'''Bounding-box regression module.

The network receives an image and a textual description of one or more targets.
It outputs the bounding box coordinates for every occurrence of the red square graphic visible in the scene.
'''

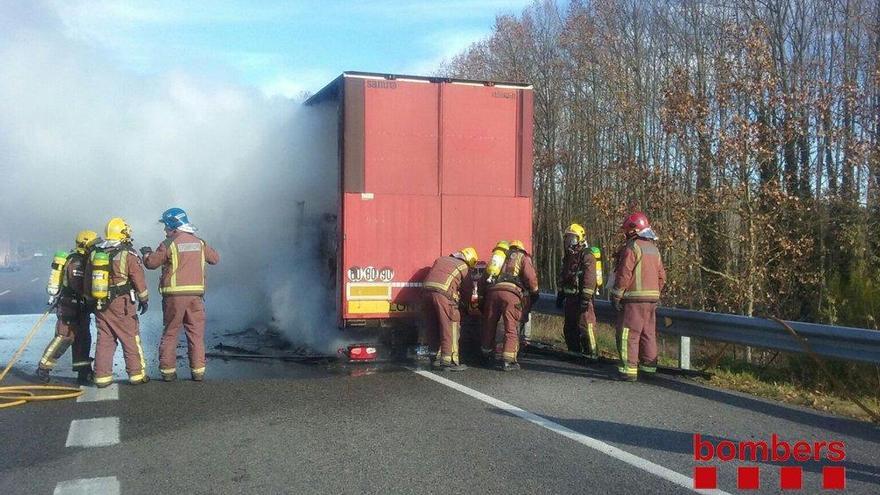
[823,466,846,490]
[737,466,760,490]
[780,466,803,490]
[693,466,717,490]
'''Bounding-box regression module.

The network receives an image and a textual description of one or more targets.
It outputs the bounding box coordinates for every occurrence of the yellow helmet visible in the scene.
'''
[495,241,510,251]
[75,230,99,252]
[457,247,479,268]
[510,240,526,251]
[565,223,586,243]
[105,217,132,242]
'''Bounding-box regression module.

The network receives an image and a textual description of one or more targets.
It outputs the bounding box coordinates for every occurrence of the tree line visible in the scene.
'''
[441,0,880,328]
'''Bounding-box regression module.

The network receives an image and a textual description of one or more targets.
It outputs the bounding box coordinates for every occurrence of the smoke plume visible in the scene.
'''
[0,1,341,351]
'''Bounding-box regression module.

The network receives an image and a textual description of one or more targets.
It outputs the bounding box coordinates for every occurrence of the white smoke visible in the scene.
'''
[0,1,341,351]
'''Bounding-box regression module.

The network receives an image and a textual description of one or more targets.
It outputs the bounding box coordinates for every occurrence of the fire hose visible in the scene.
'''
[0,308,83,409]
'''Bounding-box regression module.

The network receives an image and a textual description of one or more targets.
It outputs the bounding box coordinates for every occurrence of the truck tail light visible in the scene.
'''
[346,344,378,361]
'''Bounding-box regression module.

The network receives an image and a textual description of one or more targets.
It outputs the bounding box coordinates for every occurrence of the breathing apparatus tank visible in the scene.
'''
[47,251,69,302]
[91,251,110,310]
[485,241,510,283]
[591,246,604,288]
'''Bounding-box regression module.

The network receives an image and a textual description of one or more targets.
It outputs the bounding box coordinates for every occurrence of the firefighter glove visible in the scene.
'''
[555,291,565,309]
[139,246,152,257]
[138,300,149,315]
[612,297,623,312]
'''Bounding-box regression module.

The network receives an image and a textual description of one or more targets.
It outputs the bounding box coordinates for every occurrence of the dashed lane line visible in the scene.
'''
[412,369,730,495]
[30,277,39,283]
[65,417,120,448]
[0,290,10,296]
[77,384,119,403]
[54,476,120,495]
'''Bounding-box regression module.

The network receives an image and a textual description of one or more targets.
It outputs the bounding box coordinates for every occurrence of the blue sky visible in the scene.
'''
[46,0,533,98]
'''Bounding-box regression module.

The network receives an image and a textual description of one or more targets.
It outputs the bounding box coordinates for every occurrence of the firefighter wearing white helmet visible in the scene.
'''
[36,230,100,384]
[557,223,599,359]
[423,247,478,371]
[89,217,151,388]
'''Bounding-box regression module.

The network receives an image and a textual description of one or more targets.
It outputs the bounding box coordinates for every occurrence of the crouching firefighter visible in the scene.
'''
[556,223,599,360]
[142,208,220,382]
[89,218,150,388]
[482,240,538,371]
[36,230,99,384]
[422,247,478,371]
[610,212,666,382]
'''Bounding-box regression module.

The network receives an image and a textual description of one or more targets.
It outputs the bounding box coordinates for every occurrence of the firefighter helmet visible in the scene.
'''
[75,230,99,253]
[621,212,650,235]
[159,207,189,230]
[457,247,479,268]
[495,241,510,252]
[105,217,132,242]
[509,240,526,251]
[564,223,586,243]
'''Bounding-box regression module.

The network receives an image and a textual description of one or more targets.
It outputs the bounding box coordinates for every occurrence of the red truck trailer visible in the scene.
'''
[306,72,533,340]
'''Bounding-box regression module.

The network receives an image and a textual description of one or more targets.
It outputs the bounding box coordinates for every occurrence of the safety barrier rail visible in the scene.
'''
[531,294,880,366]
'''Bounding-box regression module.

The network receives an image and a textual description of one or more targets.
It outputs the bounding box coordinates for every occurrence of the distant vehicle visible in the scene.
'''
[305,72,534,349]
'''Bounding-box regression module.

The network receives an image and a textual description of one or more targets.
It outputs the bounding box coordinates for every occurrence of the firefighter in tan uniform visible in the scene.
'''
[422,247,478,371]
[556,224,599,359]
[610,212,666,382]
[142,208,220,382]
[36,230,99,384]
[90,218,150,388]
[482,240,538,371]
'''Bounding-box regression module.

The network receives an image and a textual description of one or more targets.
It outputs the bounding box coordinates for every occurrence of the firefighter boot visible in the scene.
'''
[501,361,521,372]
[191,370,204,382]
[35,367,51,383]
[161,371,177,382]
[76,368,94,385]
[130,375,150,386]
[438,361,468,372]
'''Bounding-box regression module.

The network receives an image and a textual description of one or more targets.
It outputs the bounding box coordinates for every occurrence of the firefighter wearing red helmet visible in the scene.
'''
[610,212,666,381]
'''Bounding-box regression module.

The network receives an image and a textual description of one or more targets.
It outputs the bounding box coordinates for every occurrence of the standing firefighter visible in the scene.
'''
[90,218,150,388]
[610,212,665,382]
[482,240,538,371]
[142,208,220,382]
[36,230,99,384]
[423,247,478,371]
[556,223,599,359]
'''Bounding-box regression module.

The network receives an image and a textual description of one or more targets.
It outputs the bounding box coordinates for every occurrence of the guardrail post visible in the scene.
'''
[679,336,691,370]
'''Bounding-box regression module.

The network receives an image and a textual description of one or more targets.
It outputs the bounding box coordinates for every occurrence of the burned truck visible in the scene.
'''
[305,72,534,354]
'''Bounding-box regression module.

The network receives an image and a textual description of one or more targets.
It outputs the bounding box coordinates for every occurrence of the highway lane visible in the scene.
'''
[1,351,877,494]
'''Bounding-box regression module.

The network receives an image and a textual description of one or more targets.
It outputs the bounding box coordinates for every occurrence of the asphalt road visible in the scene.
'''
[0,258,49,315]
[1,350,878,494]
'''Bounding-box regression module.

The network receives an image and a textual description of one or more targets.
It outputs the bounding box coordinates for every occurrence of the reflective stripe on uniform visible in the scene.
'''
[587,323,597,356]
[137,290,149,301]
[39,335,65,367]
[191,367,205,374]
[424,262,467,295]
[639,364,657,373]
[134,334,146,375]
[111,251,128,287]
[129,373,145,382]
[618,327,634,375]
[451,322,460,364]
[94,375,113,385]
[160,367,177,374]
[160,240,206,295]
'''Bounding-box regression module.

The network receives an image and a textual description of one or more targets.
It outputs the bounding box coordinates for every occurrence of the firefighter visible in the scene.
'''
[482,240,538,371]
[36,230,99,384]
[610,212,666,382]
[142,208,220,382]
[423,247,478,371]
[90,218,150,388]
[555,223,599,359]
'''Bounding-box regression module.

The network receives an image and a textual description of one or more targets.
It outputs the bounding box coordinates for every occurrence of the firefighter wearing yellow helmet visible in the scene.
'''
[88,217,151,387]
[557,223,600,359]
[36,230,100,384]
[422,247,479,371]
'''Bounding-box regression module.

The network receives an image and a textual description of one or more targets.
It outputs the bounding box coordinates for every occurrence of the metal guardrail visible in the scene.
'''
[531,294,880,366]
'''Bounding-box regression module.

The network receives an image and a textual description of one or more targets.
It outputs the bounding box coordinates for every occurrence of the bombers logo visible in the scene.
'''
[692,434,846,491]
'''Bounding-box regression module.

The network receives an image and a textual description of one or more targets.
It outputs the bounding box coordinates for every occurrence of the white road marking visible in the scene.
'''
[54,476,120,495]
[0,290,10,296]
[30,277,39,283]
[65,417,120,447]
[412,369,730,495]
[77,384,119,403]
